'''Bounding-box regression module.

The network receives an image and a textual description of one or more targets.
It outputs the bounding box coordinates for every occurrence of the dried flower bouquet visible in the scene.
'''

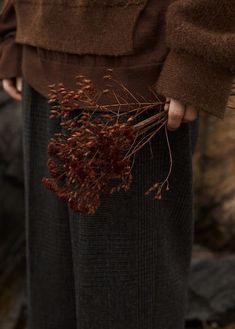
[42,68,172,214]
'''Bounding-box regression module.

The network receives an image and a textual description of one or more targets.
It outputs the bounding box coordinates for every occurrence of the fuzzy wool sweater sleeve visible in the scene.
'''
[154,0,235,119]
[0,0,22,79]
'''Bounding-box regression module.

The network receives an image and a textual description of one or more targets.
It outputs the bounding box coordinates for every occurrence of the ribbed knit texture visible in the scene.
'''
[22,78,199,329]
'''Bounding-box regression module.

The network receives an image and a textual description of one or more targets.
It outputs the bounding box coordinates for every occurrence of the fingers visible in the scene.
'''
[164,97,199,130]
[2,78,22,101]
[182,105,198,123]
[166,98,186,131]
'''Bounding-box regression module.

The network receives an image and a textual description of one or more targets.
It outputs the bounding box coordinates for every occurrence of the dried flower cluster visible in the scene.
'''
[42,68,172,214]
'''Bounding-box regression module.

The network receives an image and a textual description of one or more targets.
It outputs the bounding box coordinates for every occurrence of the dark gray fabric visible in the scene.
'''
[21,77,199,329]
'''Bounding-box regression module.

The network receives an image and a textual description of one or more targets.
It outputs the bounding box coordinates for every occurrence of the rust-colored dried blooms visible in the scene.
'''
[42,68,172,215]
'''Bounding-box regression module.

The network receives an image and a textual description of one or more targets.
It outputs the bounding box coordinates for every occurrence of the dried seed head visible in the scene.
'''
[44,72,172,214]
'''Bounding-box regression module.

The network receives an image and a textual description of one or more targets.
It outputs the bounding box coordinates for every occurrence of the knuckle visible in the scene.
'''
[170,111,183,120]
[3,82,11,91]
[5,85,11,93]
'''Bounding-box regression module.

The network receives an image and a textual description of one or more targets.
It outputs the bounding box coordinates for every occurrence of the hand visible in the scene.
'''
[2,77,22,101]
[164,97,199,131]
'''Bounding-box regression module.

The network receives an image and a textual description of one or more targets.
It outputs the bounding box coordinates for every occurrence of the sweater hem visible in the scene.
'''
[22,45,166,103]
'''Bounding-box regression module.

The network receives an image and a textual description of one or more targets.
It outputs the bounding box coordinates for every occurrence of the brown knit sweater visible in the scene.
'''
[0,0,235,119]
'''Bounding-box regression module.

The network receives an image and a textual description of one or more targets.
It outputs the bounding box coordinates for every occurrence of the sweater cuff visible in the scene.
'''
[154,49,234,119]
[0,37,23,79]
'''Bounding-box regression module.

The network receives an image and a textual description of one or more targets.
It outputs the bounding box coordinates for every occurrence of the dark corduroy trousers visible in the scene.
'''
[21,78,199,329]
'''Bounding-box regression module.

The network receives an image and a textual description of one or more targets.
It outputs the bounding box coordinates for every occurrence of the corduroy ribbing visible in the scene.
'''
[13,0,149,56]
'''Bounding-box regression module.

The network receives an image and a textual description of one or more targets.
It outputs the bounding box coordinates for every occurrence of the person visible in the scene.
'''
[0,1,234,329]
